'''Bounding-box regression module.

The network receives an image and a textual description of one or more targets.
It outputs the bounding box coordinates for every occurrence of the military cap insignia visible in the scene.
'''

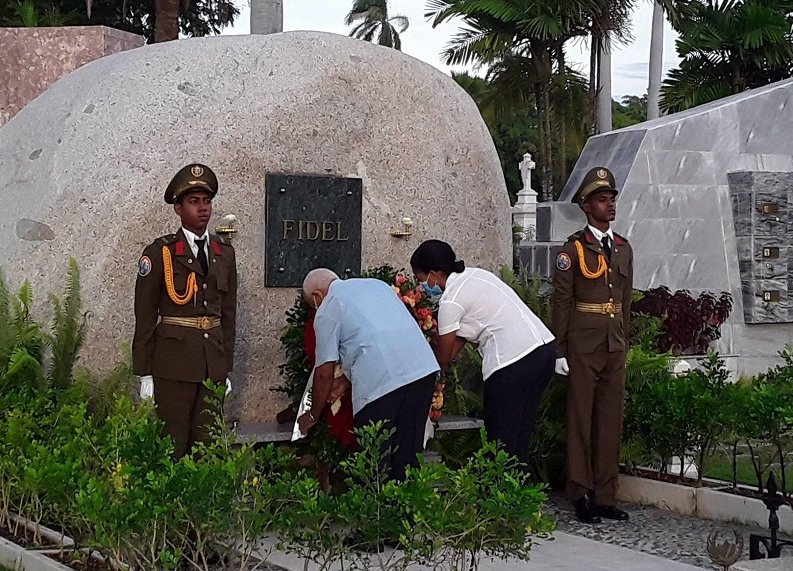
[138,255,152,277]
[597,169,608,179]
[556,252,572,271]
[191,165,204,177]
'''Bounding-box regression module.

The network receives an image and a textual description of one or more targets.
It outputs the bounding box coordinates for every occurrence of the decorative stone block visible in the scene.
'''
[0,26,143,127]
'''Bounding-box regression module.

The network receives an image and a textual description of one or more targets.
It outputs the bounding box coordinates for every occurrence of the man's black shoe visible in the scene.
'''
[596,505,630,521]
[573,495,601,524]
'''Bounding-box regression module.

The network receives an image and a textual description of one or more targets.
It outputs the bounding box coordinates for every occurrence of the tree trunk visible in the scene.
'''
[557,44,568,189]
[250,0,283,35]
[596,32,612,133]
[589,36,598,133]
[647,1,664,120]
[535,85,553,203]
[154,0,180,42]
[542,82,554,201]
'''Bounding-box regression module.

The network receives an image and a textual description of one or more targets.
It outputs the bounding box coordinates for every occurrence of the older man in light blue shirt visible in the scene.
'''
[297,268,439,479]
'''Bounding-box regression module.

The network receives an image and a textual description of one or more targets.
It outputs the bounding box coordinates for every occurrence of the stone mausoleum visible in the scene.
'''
[524,78,793,375]
[0,31,511,423]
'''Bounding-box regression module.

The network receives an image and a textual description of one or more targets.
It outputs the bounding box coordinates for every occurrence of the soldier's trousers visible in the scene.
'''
[154,377,219,458]
[566,344,626,505]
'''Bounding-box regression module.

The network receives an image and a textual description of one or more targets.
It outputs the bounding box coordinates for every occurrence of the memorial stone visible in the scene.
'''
[0,31,512,422]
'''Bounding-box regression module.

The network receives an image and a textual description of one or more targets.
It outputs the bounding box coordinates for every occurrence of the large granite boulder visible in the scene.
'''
[0,31,511,421]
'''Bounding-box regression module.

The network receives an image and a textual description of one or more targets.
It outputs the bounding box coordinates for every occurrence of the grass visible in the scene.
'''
[703,447,793,493]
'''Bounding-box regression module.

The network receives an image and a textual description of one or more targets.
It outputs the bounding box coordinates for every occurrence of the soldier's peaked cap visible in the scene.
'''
[164,163,219,204]
[572,167,618,205]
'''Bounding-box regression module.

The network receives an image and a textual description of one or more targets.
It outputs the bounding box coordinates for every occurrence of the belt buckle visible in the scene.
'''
[199,316,212,330]
[603,302,616,315]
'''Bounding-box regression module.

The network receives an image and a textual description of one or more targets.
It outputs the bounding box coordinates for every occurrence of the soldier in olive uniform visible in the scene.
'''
[552,167,633,524]
[133,164,238,458]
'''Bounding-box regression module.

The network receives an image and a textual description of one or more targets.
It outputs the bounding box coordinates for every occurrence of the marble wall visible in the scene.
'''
[0,26,144,127]
[535,78,793,375]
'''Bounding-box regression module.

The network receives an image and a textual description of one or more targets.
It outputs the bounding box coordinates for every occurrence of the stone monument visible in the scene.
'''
[525,77,793,375]
[511,153,539,242]
[0,32,511,422]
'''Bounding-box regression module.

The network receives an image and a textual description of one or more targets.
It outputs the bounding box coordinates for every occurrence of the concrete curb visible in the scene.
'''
[617,474,793,534]
[0,536,72,571]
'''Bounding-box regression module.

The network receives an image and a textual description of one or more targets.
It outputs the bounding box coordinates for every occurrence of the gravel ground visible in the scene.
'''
[548,492,793,570]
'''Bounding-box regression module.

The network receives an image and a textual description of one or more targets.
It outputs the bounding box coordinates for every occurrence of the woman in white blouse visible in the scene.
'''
[410,240,556,470]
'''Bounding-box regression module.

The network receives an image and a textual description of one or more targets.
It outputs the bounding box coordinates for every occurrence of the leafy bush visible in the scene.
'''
[280,423,554,571]
[631,286,732,355]
[1,266,555,571]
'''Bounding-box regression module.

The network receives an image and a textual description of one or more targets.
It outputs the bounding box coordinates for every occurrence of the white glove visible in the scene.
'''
[555,358,569,376]
[225,377,232,396]
[139,375,154,399]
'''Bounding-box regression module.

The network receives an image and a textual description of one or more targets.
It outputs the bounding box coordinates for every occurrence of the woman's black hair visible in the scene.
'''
[410,240,465,275]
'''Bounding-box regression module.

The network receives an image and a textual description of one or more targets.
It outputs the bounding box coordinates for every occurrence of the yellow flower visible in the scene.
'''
[252,476,259,486]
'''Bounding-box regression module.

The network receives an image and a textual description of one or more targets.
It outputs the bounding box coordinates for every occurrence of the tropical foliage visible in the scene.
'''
[345,0,409,49]
[0,267,554,570]
[660,0,793,112]
[0,0,238,42]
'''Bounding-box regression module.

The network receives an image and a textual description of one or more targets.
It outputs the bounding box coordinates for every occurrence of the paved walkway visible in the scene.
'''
[256,531,705,570]
[548,492,793,570]
[248,491,793,570]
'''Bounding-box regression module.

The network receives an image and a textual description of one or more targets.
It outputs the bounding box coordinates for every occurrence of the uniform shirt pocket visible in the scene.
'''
[215,274,229,292]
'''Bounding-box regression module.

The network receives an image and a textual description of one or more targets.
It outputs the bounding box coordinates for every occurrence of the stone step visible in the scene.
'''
[234,415,484,444]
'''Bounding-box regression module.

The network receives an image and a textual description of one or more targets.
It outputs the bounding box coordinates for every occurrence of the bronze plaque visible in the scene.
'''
[763,290,781,303]
[265,173,362,287]
[761,203,779,215]
[762,247,780,259]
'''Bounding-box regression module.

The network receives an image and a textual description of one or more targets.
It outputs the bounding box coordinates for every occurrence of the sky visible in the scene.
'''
[222,0,682,99]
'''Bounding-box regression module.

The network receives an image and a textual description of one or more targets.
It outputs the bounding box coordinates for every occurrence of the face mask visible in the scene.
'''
[421,279,443,298]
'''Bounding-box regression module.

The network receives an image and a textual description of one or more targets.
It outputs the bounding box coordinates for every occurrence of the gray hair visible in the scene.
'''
[302,268,339,297]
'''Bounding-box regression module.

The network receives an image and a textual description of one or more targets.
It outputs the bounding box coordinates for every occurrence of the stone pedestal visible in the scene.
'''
[0,26,144,127]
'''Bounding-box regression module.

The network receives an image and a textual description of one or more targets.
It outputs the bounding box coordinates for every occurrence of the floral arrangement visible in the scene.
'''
[391,273,438,340]
[389,271,443,421]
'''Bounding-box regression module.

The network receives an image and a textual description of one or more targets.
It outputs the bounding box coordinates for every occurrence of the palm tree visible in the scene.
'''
[154,0,179,41]
[427,0,595,200]
[2,0,77,25]
[660,0,793,113]
[251,0,282,34]
[345,0,409,50]
[647,1,665,119]
[647,0,694,120]
[589,0,636,133]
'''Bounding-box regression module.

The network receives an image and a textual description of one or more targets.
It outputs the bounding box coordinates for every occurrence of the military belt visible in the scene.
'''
[574,302,622,315]
[160,316,221,330]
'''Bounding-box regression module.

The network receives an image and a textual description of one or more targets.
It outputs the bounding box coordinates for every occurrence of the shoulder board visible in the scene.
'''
[210,233,233,247]
[155,233,179,246]
[566,230,585,242]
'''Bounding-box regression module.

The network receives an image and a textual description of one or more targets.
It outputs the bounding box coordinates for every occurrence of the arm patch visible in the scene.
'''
[556,252,572,271]
[138,256,152,277]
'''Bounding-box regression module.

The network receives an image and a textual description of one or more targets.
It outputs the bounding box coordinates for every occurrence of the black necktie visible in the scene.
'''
[601,236,612,260]
[195,238,209,275]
